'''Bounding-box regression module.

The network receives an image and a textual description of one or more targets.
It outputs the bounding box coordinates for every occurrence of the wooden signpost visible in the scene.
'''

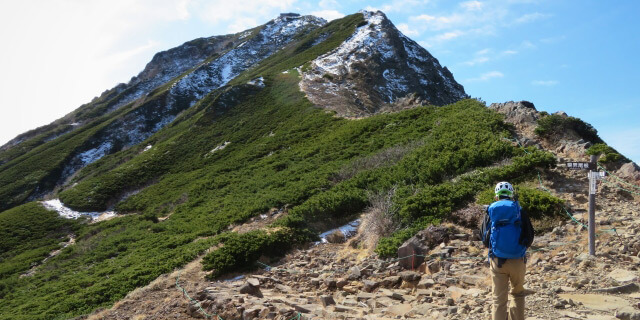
[565,155,605,255]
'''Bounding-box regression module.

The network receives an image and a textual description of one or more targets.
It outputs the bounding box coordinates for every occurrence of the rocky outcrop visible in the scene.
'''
[618,162,640,183]
[397,225,452,269]
[489,101,539,128]
[300,11,467,118]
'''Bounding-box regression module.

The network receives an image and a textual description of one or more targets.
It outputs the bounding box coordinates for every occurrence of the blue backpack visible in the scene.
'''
[485,200,527,259]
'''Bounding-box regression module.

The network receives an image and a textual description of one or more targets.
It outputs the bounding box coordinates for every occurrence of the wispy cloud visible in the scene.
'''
[403,1,553,49]
[460,1,484,11]
[520,40,536,49]
[434,30,464,41]
[540,35,566,44]
[397,23,420,36]
[365,0,431,14]
[311,10,345,21]
[199,0,297,32]
[460,47,519,67]
[531,80,558,86]
[514,12,551,24]
[318,0,339,9]
[466,71,505,82]
[462,56,490,66]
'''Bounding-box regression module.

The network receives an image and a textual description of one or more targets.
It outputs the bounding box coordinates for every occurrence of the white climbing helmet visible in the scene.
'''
[495,181,514,198]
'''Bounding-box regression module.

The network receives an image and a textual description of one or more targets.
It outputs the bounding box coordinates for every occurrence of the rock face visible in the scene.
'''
[397,225,451,269]
[489,101,539,127]
[300,11,467,117]
[618,162,640,183]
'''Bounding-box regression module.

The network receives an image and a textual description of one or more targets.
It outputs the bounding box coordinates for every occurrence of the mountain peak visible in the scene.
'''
[300,10,467,117]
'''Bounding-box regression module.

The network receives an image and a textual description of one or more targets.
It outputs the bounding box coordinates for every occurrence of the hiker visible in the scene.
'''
[481,181,534,320]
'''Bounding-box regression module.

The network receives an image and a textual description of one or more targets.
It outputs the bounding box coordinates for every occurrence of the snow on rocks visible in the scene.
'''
[79,142,113,165]
[42,199,117,222]
[247,77,265,87]
[300,10,467,118]
[318,219,361,243]
[207,141,230,156]
[170,15,325,103]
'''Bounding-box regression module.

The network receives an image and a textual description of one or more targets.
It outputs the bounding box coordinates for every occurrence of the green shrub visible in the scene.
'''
[535,114,602,143]
[586,143,624,164]
[202,227,310,277]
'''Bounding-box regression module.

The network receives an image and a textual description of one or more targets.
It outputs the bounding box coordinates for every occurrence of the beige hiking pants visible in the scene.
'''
[490,257,525,320]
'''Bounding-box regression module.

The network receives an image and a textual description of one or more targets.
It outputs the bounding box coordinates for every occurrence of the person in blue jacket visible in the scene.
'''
[481,181,534,320]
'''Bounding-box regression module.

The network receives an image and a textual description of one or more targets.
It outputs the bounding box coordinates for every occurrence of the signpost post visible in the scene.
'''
[565,155,604,256]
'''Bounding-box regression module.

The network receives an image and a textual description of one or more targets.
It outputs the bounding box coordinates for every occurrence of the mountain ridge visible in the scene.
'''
[0,10,638,320]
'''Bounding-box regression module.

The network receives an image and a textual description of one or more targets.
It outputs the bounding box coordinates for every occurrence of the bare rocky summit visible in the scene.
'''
[300,11,467,118]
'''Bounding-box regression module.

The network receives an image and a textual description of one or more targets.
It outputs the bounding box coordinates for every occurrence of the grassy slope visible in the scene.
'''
[0,13,559,319]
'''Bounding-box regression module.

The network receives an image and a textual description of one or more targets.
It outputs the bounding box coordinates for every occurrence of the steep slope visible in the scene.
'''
[300,11,467,117]
[0,14,326,212]
[0,34,237,162]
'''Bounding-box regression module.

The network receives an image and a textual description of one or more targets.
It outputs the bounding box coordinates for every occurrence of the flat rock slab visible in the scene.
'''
[608,269,638,282]
[387,303,412,316]
[585,316,618,320]
[559,294,631,311]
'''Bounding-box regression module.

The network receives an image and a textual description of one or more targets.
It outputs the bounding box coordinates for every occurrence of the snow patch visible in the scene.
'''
[79,142,113,165]
[143,145,152,152]
[42,199,117,221]
[318,219,361,244]
[208,141,230,155]
[247,77,265,87]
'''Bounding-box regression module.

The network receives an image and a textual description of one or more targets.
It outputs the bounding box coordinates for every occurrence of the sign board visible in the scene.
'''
[566,162,594,170]
[589,172,597,194]
[588,172,605,194]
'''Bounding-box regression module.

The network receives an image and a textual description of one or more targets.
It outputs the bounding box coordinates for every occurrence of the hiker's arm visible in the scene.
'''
[481,208,491,248]
[519,209,535,248]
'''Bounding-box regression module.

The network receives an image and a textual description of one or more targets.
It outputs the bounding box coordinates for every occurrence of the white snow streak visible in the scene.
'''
[42,199,116,221]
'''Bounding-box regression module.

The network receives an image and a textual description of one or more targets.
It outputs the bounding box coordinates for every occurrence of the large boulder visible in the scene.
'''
[489,101,539,127]
[397,225,451,269]
[617,162,640,183]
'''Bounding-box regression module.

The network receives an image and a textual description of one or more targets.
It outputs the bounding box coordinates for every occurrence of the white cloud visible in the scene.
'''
[466,71,504,82]
[431,30,464,42]
[531,80,558,86]
[366,0,430,14]
[462,56,490,66]
[199,0,297,31]
[398,23,420,36]
[311,10,345,21]
[514,12,550,24]
[502,50,518,55]
[460,1,484,11]
[540,35,566,44]
[520,40,536,49]
[476,48,492,55]
[318,0,339,9]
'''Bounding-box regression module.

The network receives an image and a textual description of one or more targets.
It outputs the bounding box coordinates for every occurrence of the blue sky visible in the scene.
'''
[0,0,638,163]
